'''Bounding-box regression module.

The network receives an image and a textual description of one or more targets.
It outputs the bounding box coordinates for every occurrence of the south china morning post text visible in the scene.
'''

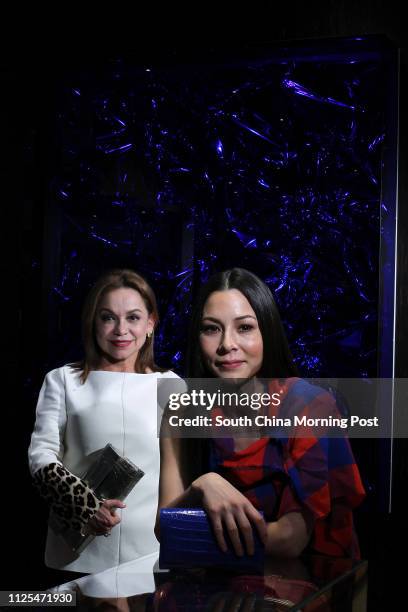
[157,379,388,439]
[166,394,379,430]
[167,412,379,431]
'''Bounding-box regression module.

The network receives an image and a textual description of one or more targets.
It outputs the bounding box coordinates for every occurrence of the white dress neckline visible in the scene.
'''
[88,370,165,375]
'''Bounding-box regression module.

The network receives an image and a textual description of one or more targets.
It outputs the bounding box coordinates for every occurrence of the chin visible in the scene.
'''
[217,370,251,380]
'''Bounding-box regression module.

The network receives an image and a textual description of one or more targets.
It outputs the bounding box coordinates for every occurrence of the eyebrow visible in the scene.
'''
[99,308,143,314]
[201,315,257,323]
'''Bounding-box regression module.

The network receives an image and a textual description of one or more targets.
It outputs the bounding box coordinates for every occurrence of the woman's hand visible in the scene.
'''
[86,499,126,536]
[191,472,267,556]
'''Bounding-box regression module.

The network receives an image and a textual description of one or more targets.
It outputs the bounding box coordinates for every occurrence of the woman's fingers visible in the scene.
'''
[199,473,266,556]
[88,499,126,534]
[99,499,126,521]
[246,506,267,545]
[223,512,245,556]
[96,513,120,529]
[90,523,112,536]
[209,512,228,553]
[211,506,265,556]
[103,499,126,513]
[110,513,121,527]
[235,510,255,555]
[87,519,110,536]
[94,510,114,528]
[211,509,254,557]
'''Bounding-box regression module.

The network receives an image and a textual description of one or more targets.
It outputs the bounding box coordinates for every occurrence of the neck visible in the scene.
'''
[96,355,136,373]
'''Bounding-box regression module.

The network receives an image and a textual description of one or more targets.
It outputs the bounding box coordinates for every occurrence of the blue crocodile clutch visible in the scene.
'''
[159,508,265,572]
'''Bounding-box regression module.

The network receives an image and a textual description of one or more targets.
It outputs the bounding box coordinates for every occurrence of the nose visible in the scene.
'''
[114,319,129,336]
[217,328,237,353]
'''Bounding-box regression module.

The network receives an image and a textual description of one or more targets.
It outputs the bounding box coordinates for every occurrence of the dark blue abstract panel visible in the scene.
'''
[47,40,395,377]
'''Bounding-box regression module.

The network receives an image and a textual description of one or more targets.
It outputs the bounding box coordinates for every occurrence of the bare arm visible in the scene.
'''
[155,436,198,539]
[155,436,266,554]
[265,511,312,558]
[156,432,311,558]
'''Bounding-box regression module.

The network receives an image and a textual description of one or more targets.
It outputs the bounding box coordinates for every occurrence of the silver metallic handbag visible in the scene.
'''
[49,443,144,554]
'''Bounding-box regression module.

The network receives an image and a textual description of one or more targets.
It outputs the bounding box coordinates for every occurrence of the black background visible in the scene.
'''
[1,2,407,608]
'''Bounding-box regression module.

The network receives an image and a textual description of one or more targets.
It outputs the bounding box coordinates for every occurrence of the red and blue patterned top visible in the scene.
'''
[208,378,366,558]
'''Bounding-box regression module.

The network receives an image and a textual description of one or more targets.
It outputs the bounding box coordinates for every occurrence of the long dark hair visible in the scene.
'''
[187,268,299,378]
[72,269,165,382]
[182,268,298,484]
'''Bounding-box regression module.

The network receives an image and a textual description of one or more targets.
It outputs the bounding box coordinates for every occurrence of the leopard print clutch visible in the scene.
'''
[33,463,102,532]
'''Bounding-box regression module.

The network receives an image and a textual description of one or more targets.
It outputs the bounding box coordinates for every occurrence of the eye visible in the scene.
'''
[200,324,220,335]
[238,323,254,332]
[100,314,115,322]
[128,314,140,321]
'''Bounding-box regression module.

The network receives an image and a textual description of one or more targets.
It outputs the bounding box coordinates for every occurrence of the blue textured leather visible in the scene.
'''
[159,508,265,572]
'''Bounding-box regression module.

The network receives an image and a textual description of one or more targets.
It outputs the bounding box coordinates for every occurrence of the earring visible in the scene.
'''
[147,331,153,339]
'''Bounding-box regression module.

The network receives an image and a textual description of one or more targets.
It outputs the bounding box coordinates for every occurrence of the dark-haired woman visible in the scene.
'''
[157,268,365,559]
[29,269,180,574]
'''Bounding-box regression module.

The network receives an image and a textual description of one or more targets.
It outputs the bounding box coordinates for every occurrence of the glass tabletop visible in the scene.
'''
[51,553,367,611]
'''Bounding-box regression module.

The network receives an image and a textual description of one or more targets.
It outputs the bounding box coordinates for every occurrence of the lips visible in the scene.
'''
[217,361,245,369]
[111,340,133,347]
